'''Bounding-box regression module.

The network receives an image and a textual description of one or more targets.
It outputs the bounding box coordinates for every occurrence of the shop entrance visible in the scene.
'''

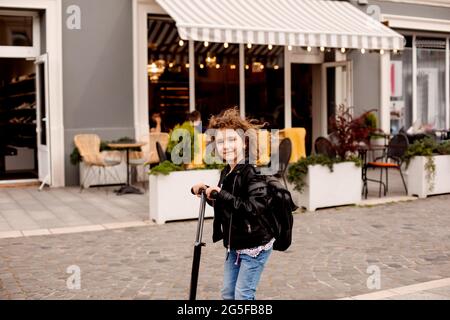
[0,4,64,187]
[0,55,49,183]
[0,8,53,186]
[321,61,353,136]
[0,58,38,181]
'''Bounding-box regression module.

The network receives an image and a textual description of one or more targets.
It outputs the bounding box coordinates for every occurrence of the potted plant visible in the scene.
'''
[287,105,369,211]
[404,138,450,198]
[148,123,225,224]
[363,111,387,160]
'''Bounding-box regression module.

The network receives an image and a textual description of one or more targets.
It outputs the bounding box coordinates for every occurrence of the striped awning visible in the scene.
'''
[156,0,405,51]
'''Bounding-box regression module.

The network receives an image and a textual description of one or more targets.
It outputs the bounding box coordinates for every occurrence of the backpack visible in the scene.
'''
[241,166,298,251]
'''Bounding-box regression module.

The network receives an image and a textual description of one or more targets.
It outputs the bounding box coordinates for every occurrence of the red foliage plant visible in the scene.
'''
[328,105,379,159]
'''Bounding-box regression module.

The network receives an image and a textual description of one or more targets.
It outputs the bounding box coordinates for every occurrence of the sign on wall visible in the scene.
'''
[390,61,403,98]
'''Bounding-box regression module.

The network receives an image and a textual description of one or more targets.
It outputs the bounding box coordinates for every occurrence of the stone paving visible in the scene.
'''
[1,193,449,300]
[344,279,450,300]
[0,186,148,233]
[0,169,410,235]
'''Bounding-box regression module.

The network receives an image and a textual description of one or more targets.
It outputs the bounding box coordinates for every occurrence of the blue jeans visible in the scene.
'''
[221,248,272,300]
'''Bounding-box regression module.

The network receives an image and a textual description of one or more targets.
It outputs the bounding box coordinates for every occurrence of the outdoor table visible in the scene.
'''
[434,129,450,141]
[107,142,147,195]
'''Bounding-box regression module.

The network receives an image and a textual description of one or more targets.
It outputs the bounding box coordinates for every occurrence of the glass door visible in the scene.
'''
[321,61,353,136]
[35,53,51,186]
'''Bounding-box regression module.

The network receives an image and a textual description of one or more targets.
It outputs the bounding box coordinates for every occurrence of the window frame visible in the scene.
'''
[390,31,450,130]
[0,10,40,58]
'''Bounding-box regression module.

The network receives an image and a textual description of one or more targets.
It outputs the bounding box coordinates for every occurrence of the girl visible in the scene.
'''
[191,108,274,300]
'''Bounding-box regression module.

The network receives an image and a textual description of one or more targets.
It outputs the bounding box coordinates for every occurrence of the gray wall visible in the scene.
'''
[348,51,381,121]
[62,0,134,185]
[366,0,450,20]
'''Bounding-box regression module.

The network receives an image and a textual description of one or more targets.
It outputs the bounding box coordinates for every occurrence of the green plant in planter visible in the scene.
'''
[149,124,226,174]
[436,140,450,155]
[364,112,377,131]
[148,160,183,175]
[287,155,362,193]
[70,147,82,165]
[362,112,385,140]
[404,138,437,192]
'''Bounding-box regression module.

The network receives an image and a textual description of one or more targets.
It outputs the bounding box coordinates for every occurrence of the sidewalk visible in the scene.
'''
[0,169,415,239]
[342,278,450,300]
[0,186,151,238]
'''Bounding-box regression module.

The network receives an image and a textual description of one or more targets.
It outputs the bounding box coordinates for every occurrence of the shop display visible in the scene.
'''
[0,72,37,177]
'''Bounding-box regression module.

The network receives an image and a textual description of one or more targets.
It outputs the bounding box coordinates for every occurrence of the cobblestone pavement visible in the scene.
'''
[1,194,450,300]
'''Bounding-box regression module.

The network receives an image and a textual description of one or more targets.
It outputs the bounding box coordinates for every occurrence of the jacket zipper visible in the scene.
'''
[226,173,238,260]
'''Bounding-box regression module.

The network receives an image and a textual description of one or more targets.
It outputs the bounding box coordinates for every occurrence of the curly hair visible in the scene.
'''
[208,107,266,131]
[207,108,267,163]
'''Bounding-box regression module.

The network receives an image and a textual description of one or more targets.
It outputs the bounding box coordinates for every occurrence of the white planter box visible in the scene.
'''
[149,169,221,224]
[407,155,450,198]
[288,162,362,211]
[79,160,127,188]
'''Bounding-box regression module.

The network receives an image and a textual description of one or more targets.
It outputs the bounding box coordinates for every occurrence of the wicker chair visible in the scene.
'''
[74,134,123,192]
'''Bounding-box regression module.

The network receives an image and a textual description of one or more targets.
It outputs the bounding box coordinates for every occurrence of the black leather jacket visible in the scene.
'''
[210,163,274,250]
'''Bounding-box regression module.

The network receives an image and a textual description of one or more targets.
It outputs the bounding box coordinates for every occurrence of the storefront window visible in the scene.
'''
[147,15,189,131]
[245,45,284,129]
[195,42,239,125]
[291,64,313,154]
[390,36,413,134]
[0,15,33,47]
[416,37,446,130]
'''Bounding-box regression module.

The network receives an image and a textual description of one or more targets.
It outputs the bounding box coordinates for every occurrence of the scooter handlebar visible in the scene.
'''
[192,187,219,199]
[209,190,219,199]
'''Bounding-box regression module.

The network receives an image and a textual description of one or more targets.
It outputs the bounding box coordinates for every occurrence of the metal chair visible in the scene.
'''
[147,132,169,166]
[314,137,337,158]
[274,138,292,188]
[156,141,168,162]
[129,132,170,192]
[363,133,409,198]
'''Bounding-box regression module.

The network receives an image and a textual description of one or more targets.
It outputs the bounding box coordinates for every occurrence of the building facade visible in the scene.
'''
[0,0,449,187]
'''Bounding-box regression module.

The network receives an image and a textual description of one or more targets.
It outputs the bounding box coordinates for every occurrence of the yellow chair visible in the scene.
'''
[132,132,169,179]
[257,130,271,166]
[128,132,169,191]
[190,132,207,169]
[279,128,306,163]
[146,132,170,165]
